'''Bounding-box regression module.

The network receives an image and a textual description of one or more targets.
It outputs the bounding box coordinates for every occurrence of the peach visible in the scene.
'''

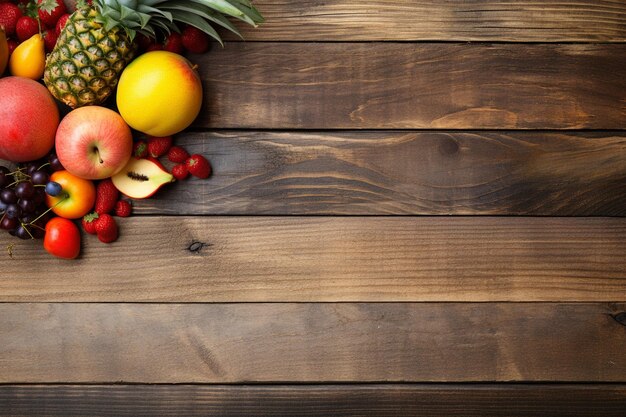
[0,76,59,162]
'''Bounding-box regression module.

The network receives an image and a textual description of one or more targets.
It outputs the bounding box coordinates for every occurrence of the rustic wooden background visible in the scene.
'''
[1,1,626,415]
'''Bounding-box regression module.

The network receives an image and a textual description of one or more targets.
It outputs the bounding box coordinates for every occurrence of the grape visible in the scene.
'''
[31,226,45,239]
[0,216,17,230]
[45,181,62,196]
[5,204,21,219]
[0,200,6,212]
[48,154,64,171]
[31,170,49,185]
[18,199,35,213]
[0,166,9,189]
[33,188,46,205]
[15,182,35,199]
[20,214,35,224]
[0,189,17,204]
[25,163,38,176]
[14,225,32,240]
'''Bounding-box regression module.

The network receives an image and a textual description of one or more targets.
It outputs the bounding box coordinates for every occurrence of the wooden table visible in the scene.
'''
[2,1,626,415]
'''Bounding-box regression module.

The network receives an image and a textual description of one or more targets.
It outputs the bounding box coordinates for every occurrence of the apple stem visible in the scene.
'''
[28,193,69,227]
[94,147,104,164]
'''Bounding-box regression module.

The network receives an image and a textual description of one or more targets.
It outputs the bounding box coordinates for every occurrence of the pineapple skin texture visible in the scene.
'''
[44,7,136,108]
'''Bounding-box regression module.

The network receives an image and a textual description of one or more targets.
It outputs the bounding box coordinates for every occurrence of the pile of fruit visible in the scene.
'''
[0,0,262,259]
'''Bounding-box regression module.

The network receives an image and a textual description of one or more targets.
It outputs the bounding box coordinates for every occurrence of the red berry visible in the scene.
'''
[171,163,188,180]
[114,200,132,217]
[6,38,18,55]
[163,31,184,54]
[181,26,209,54]
[133,140,148,158]
[15,16,37,42]
[43,29,57,52]
[146,43,163,52]
[95,213,118,243]
[0,3,22,37]
[167,146,189,163]
[81,212,99,235]
[95,179,119,215]
[185,154,211,179]
[55,13,69,36]
[38,0,67,29]
[135,33,152,51]
[147,136,172,158]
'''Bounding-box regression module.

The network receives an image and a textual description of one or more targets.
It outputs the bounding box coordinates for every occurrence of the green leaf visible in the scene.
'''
[160,0,242,38]
[171,9,223,45]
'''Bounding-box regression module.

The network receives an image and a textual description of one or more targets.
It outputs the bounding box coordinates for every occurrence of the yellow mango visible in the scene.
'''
[9,34,45,80]
[117,51,203,137]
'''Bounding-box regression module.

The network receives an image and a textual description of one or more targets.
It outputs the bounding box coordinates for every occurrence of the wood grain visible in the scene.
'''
[194,43,626,129]
[0,217,625,302]
[1,303,625,383]
[2,384,626,416]
[227,0,626,42]
[132,131,626,215]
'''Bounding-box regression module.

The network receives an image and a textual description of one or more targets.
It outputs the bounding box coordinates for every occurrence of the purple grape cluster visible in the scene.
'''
[0,153,65,240]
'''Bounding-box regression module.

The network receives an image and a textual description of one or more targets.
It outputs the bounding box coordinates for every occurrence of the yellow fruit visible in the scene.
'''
[0,29,8,76]
[116,51,203,137]
[9,34,45,80]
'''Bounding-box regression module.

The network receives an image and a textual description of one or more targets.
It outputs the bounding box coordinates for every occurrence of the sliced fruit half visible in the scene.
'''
[111,157,174,199]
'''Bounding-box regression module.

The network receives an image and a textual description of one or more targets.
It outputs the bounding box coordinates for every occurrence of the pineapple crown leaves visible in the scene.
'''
[91,0,263,44]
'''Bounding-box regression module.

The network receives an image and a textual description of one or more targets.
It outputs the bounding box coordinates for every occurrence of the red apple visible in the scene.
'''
[111,157,175,199]
[55,106,133,180]
[0,76,59,162]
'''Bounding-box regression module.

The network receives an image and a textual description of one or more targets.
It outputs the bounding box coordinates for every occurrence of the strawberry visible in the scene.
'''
[186,154,211,179]
[95,179,119,215]
[134,33,151,51]
[0,3,22,37]
[167,146,189,163]
[95,213,118,243]
[163,31,183,54]
[54,12,69,36]
[147,136,172,158]
[38,0,67,29]
[181,26,209,54]
[171,163,188,180]
[133,140,148,158]
[82,212,99,235]
[43,29,57,52]
[15,16,38,42]
[114,200,132,217]
[6,38,18,56]
[145,42,162,52]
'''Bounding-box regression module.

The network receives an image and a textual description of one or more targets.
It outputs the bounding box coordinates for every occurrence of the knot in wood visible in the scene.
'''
[187,241,210,253]
[611,312,626,327]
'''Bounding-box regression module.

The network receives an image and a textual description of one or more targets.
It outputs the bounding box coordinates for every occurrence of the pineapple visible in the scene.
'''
[44,0,263,108]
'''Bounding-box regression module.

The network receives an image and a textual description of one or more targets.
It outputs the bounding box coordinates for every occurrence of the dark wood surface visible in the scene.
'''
[1,0,625,414]
[2,303,625,383]
[228,0,626,42]
[1,217,624,302]
[2,385,626,417]
[195,43,625,129]
[136,131,626,215]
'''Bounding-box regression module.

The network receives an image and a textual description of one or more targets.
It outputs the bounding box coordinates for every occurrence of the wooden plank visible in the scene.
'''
[0,217,625,302]
[2,384,626,416]
[226,0,626,42]
[1,303,625,382]
[133,131,626,216]
[194,43,626,129]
